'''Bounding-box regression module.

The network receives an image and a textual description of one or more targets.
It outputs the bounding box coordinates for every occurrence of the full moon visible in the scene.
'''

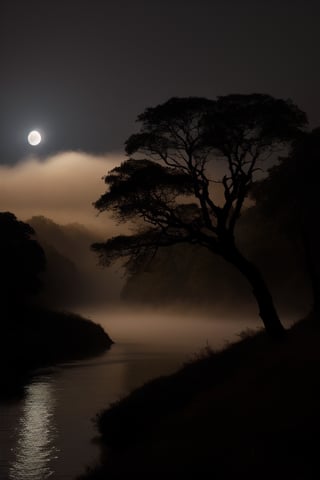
[27,130,42,146]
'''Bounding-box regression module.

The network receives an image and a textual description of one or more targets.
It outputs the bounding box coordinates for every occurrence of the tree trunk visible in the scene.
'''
[221,244,286,338]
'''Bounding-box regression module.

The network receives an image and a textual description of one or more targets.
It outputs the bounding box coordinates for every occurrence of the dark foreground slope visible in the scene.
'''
[0,306,113,399]
[79,314,320,480]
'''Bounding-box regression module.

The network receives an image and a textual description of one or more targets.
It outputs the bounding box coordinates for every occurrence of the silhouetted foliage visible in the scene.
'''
[252,129,320,314]
[93,95,307,337]
[0,212,46,311]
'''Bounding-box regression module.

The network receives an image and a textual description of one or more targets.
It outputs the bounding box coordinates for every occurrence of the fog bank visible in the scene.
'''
[0,151,124,233]
[78,305,299,354]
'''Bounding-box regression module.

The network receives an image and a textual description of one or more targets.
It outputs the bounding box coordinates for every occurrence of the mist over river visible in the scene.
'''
[1,307,289,480]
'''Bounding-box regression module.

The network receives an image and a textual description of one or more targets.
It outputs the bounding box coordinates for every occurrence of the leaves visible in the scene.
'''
[94,159,194,223]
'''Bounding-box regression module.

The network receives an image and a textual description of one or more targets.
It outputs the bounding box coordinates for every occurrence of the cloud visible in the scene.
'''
[0,151,124,233]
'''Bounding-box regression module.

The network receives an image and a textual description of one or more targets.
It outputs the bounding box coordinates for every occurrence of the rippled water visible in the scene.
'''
[0,310,263,480]
[9,380,58,479]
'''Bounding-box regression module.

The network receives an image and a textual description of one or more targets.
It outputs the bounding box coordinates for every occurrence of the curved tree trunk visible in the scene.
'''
[221,244,286,338]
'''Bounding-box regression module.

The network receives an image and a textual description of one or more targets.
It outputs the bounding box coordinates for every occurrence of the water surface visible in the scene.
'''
[0,309,261,479]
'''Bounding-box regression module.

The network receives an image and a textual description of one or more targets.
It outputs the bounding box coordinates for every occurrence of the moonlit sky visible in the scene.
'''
[0,0,319,228]
[1,0,320,166]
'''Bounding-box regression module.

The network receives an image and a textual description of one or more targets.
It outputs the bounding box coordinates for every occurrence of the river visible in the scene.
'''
[0,308,262,479]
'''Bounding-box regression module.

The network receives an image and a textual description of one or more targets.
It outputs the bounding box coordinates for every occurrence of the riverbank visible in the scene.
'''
[0,306,113,400]
[79,313,320,479]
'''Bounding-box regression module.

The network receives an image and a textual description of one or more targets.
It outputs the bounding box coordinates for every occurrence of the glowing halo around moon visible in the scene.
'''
[27,130,42,146]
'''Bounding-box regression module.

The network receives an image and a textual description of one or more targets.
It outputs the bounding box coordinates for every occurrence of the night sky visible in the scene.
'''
[1,0,320,164]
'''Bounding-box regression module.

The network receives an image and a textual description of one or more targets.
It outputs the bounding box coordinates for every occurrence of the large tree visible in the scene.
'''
[93,94,307,337]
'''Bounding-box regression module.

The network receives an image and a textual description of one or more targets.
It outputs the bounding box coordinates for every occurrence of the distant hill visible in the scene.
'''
[27,216,122,308]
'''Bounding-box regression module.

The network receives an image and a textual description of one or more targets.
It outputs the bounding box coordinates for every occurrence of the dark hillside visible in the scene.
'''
[79,314,320,479]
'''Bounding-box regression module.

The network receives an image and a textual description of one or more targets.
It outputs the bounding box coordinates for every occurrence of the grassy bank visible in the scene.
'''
[0,306,113,400]
[79,314,320,479]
